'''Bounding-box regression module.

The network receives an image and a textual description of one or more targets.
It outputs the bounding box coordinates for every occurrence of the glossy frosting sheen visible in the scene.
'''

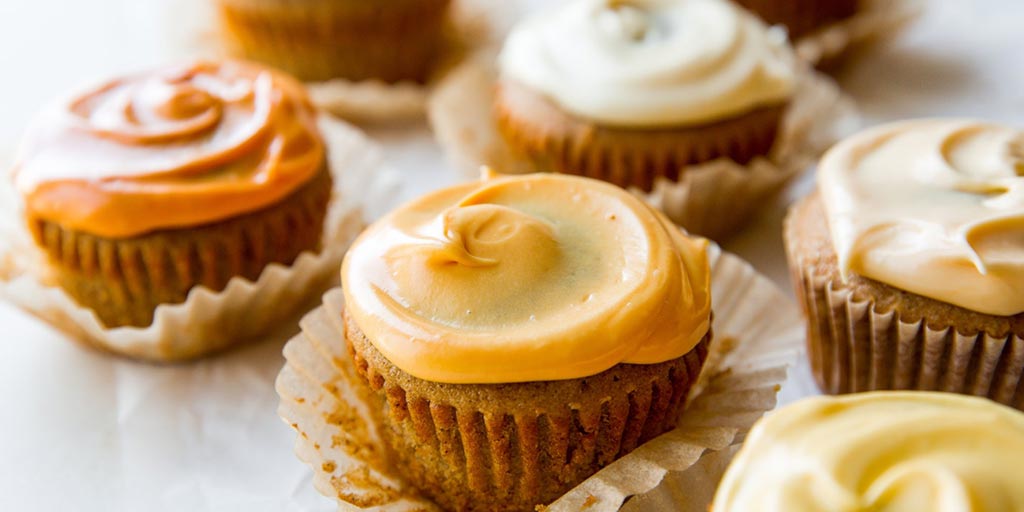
[712,392,1024,512]
[819,119,1024,316]
[342,172,711,384]
[12,60,324,238]
[498,0,796,127]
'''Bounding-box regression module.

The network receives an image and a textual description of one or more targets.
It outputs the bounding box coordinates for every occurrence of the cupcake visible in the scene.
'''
[493,0,799,239]
[711,392,1024,511]
[338,171,713,511]
[10,59,330,330]
[785,119,1024,408]
[733,0,859,39]
[215,0,452,84]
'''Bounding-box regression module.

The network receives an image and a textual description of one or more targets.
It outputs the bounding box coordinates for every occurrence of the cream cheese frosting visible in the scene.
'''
[341,171,711,384]
[11,60,324,238]
[497,0,797,127]
[711,392,1024,512]
[819,119,1024,316]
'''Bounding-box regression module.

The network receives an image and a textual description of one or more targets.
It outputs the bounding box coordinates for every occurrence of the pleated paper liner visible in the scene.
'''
[276,245,803,511]
[427,55,856,242]
[794,0,923,68]
[785,195,1024,409]
[0,117,400,363]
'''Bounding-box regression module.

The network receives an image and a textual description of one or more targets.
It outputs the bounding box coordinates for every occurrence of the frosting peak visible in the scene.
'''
[12,60,324,238]
[342,172,712,384]
[711,392,1024,512]
[819,119,1024,316]
[498,0,797,127]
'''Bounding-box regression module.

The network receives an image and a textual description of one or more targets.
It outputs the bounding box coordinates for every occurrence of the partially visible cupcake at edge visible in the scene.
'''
[215,0,452,84]
[786,119,1024,409]
[494,0,799,239]
[733,0,859,39]
[10,60,331,332]
[711,392,1024,511]
[337,171,713,511]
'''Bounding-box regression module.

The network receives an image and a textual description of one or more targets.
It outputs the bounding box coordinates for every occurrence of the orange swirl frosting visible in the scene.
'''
[12,60,324,238]
[342,171,712,384]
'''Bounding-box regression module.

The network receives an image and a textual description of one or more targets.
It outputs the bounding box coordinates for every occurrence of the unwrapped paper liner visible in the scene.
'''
[0,117,400,362]
[794,0,923,67]
[276,244,803,511]
[427,56,857,241]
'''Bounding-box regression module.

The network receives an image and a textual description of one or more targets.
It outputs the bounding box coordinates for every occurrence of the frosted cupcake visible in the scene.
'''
[339,172,713,510]
[786,119,1024,408]
[10,60,330,332]
[712,392,1024,511]
[494,0,798,240]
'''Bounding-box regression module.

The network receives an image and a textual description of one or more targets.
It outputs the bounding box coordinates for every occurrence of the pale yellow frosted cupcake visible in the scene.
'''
[712,392,1024,511]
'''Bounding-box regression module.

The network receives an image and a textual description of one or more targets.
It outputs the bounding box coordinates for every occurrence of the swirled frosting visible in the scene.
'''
[12,60,324,238]
[341,171,711,384]
[498,0,796,127]
[711,392,1024,512]
[819,119,1024,316]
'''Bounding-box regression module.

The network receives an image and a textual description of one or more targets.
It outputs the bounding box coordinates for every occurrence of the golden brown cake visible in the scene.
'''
[11,60,330,329]
[493,0,798,240]
[785,119,1024,408]
[339,172,714,511]
[215,0,451,83]
[734,0,859,39]
[711,392,1024,511]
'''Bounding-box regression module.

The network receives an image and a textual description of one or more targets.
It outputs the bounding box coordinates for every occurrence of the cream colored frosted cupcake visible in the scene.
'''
[712,392,1024,511]
[493,0,799,239]
[786,119,1024,408]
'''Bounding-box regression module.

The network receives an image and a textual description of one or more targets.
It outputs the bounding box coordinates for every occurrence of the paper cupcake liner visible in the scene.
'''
[0,117,400,362]
[345,308,710,512]
[428,57,855,241]
[795,0,924,67]
[785,200,1024,410]
[276,245,803,511]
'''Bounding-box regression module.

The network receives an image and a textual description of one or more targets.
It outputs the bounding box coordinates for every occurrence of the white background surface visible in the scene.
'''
[0,1,1022,510]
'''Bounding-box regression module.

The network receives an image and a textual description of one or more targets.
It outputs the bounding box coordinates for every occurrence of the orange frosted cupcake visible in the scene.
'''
[494,0,797,189]
[786,119,1024,408]
[11,60,330,330]
[215,0,452,83]
[734,0,859,39]
[340,172,713,511]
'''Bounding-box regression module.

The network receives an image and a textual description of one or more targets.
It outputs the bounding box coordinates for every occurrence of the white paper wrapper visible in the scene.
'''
[427,57,857,241]
[795,0,923,66]
[0,117,400,363]
[276,244,803,511]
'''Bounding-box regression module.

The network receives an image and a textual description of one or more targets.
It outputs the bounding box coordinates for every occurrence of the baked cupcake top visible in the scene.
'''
[12,60,324,238]
[342,171,711,384]
[819,119,1024,316]
[712,392,1024,511]
[498,0,796,128]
